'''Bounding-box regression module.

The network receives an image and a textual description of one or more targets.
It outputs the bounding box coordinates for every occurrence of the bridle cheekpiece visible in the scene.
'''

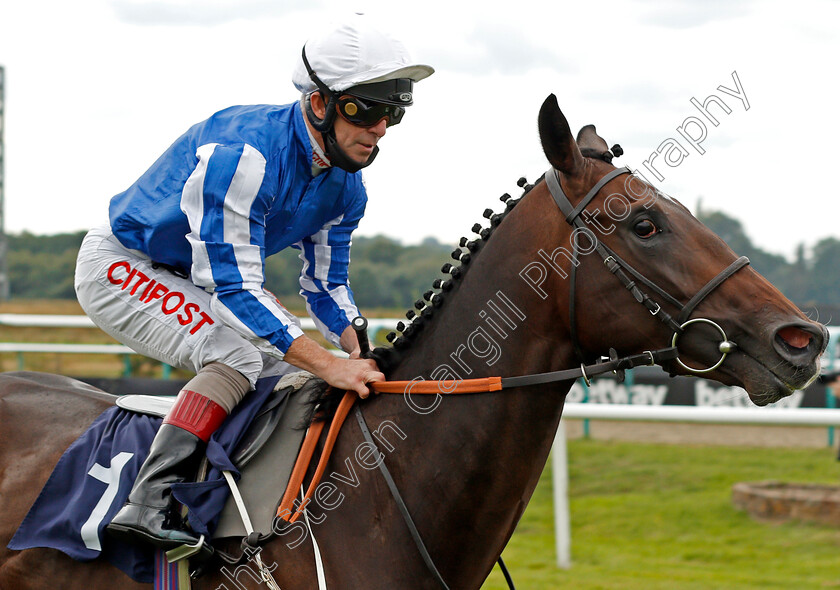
[544,165,750,375]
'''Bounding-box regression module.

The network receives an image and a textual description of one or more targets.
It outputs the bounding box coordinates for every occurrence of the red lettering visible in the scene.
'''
[161,291,185,315]
[129,272,150,296]
[189,311,215,335]
[107,261,131,285]
[145,282,169,304]
[178,302,198,326]
[120,268,138,291]
[104,261,214,336]
[140,279,157,302]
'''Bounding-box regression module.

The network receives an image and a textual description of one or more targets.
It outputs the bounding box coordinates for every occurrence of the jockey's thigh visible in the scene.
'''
[74,226,293,388]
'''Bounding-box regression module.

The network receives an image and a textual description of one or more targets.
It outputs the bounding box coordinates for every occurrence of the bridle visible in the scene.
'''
[347,166,753,590]
[229,165,754,590]
[350,165,753,590]
[544,165,750,377]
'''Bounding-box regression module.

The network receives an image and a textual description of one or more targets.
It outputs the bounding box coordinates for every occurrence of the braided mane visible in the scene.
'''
[369,176,539,373]
[368,140,624,373]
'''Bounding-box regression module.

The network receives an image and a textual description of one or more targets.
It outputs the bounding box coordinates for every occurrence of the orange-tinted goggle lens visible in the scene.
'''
[337,96,405,128]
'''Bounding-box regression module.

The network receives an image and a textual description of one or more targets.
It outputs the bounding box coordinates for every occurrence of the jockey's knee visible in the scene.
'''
[183,362,252,414]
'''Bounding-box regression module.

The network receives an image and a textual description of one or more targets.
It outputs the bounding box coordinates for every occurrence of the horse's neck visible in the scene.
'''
[390,186,576,382]
[372,187,578,585]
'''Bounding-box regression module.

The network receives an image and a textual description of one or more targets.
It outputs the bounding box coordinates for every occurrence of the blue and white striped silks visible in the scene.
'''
[108,102,366,353]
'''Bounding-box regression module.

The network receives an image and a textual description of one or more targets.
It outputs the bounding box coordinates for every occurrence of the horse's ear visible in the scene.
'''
[538,94,584,176]
[576,125,609,153]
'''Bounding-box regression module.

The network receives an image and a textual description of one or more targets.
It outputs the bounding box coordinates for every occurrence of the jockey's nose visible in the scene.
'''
[370,118,388,137]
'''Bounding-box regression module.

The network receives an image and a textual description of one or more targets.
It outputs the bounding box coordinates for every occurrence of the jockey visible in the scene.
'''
[73,16,433,552]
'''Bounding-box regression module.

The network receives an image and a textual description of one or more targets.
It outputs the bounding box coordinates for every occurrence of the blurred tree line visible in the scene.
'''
[259,235,450,309]
[5,212,840,318]
[698,211,840,318]
[4,231,450,310]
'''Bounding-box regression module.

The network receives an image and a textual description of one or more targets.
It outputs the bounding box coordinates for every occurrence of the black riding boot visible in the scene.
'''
[106,390,227,550]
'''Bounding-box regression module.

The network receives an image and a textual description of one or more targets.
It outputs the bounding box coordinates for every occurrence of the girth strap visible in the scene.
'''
[354,406,451,590]
[354,407,518,589]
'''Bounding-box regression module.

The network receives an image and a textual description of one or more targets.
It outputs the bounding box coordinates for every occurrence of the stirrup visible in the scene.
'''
[165,534,210,563]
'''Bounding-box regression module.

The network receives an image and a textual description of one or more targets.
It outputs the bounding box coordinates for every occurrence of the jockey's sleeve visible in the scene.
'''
[295,195,366,349]
[183,142,306,354]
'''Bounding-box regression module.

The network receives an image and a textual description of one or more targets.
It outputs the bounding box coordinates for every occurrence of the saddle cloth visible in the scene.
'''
[116,373,325,538]
[8,372,327,583]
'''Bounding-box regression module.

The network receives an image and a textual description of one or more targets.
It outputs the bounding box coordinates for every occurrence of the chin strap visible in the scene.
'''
[323,128,378,173]
[303,93,377,173]
[303,91,336,134]
[300,45,378,173]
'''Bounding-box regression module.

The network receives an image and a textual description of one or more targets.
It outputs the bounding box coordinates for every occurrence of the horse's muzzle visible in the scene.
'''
[772,322,828,369]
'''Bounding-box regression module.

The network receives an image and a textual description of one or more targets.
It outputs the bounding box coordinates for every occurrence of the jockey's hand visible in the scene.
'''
[320,357,384,399]
[284,334,384,399]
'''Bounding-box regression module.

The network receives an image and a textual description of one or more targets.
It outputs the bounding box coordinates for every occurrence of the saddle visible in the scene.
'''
[116,371,330,538]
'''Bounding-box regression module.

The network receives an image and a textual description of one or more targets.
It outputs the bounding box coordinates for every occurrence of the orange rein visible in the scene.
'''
[276,376,503,523]
[370,376,502,394]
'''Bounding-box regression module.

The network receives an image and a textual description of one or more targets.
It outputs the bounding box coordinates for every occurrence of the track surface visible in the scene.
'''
[563,419,836,449]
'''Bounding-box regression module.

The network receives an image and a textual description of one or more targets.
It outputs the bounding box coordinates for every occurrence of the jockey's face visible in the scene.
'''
[332,100,387,165]
[309,92,387,167]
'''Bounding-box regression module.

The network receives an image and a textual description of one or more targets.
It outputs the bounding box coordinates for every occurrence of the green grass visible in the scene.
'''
[5,301,840,587]
[482,439,840,589]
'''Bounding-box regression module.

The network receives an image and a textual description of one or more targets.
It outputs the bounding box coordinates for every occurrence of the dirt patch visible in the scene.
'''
[733,481,840,526]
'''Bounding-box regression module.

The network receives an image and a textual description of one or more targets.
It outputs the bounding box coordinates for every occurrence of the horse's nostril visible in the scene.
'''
[776,326,813,351]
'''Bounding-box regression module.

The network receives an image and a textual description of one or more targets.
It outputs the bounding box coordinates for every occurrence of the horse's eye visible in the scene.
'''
[633,219,658,238]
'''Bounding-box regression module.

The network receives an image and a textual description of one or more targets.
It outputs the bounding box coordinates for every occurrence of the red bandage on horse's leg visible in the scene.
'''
[163,390,227,442]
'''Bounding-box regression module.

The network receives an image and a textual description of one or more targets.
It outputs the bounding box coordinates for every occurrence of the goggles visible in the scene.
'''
[337,95,405,128]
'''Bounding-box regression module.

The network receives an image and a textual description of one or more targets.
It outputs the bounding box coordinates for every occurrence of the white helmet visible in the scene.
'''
[293,16,434,172]
[292,16,433,95]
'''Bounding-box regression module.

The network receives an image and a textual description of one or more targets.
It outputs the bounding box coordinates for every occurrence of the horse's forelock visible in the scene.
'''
[576,125,610,153]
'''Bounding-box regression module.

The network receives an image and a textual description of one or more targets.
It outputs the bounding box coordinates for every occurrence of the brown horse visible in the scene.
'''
[0,96,827,589]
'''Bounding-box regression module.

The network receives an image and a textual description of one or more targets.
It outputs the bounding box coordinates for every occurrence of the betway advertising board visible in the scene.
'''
[567,367,831,409]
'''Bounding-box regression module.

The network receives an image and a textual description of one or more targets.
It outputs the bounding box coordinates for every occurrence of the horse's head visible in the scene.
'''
[536,94,827,405]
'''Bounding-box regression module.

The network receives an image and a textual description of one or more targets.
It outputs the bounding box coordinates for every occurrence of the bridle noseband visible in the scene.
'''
[227,166,752,590]
[545,166,750,375]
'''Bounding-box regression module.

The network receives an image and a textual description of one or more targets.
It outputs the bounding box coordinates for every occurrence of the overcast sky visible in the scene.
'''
[1,0,838,260]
